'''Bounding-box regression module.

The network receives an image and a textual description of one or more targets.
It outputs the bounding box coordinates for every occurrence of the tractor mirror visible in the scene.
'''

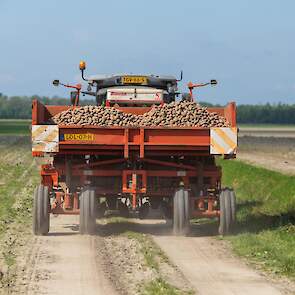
[53,80,60,87]
[210,79,217,86]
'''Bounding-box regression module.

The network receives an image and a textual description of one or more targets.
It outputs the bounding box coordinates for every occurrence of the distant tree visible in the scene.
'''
[0,95,294,123]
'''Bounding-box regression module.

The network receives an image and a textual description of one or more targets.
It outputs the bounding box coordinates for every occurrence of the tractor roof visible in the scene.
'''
[87,74,178,90]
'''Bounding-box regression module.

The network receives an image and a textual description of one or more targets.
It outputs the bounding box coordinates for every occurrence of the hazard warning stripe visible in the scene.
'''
[210,127,237,155]
[32,125,59,153]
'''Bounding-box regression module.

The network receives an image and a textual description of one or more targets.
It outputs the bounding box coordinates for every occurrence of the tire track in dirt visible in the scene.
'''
[146,220,293,295]
[17,215,117,295]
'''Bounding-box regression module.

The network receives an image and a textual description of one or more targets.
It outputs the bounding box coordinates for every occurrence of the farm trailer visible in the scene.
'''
[31,63,238,235]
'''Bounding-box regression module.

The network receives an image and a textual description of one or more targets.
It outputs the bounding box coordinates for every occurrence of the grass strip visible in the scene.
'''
[220,159,295,278]
[104,217,194,294]
[124,230,169,271]
[142,278,193,295]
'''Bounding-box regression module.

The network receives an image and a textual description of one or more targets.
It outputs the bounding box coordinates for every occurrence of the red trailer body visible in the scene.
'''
[31,99,237,235]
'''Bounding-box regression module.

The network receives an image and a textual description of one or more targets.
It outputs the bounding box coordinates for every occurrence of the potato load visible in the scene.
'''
[51,101,229,128]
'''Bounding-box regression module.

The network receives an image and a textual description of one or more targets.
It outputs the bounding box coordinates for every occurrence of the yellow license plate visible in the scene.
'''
[122,76,147,84]
[64,134,94,141]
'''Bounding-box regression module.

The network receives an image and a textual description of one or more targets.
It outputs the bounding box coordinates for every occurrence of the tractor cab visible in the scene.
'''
[52,61,217,107]
[86,74,179,106]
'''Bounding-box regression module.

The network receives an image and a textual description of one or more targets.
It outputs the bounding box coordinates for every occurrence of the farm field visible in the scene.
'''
[239,125,295,138]
[238,136,295,175]
[0,119,31,135]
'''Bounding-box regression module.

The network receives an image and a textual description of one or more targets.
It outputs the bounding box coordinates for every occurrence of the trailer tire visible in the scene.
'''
[33,185,49,236]
[119,202,129,218]
[219,188,232,235]
[183,190,190,234]
[229,189,237,227]
[173,190,179,234]
[139,202,149,219]
[173,188,190,235]
[80,188,96,235]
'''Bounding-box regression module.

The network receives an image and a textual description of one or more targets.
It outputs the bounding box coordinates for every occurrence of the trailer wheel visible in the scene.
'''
[219,188,232,235]
[229,189,237,226]
[173,188,190,235]
[161,200,172,220]
[97,201,107,218]
[33,184,50,236]
[139,202,149,219]
[80,188,96,235]
[119,202,129,218]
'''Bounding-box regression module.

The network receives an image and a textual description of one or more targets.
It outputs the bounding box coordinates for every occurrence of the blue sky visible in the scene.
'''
[0,0,294,104]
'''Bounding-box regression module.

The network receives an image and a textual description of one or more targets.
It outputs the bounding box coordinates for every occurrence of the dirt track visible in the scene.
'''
[154,235,282,295]
[16,216,291,295]
[19,215,117,295]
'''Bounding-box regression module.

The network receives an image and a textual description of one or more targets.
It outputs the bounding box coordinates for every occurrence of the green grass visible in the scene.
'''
[0,119,31,135]
[142,278,193,295]
[220,159,295,278]
[0,136,39,289]
[124,230,169,271]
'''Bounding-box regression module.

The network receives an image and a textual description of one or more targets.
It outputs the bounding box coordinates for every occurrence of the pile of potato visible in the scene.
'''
[51,101,229,128]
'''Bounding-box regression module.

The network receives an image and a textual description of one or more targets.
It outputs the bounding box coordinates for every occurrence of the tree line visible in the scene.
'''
[0,94,294,124]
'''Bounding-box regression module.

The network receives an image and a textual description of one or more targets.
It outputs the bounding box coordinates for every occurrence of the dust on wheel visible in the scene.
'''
[33,184,50,235]
[80,188,96,235]
[173,188,190,236]
[219,188,235,235]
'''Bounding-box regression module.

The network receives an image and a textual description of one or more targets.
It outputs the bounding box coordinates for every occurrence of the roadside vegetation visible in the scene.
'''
[0,136,39,289]
[219,159,295,279]
[142,278,193,295]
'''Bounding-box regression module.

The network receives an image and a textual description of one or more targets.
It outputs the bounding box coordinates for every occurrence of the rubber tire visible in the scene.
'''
[183,190,190,234]
[173,189,190,235]
[219,188,232,235]
[97,201,106,218]
[119,202,129,218]
[173,190,180,235]
[229,189,237,226]
[80,188,96,235]
[139,202,150,219]
[33,185,49,235]
[161,201,172,220]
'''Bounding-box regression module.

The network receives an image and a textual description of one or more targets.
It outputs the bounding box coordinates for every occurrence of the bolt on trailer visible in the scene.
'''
[31,61,238,235]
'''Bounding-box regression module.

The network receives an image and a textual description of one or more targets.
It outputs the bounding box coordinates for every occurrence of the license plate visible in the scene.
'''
[63,134,94,141]
[122,76,147,84]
